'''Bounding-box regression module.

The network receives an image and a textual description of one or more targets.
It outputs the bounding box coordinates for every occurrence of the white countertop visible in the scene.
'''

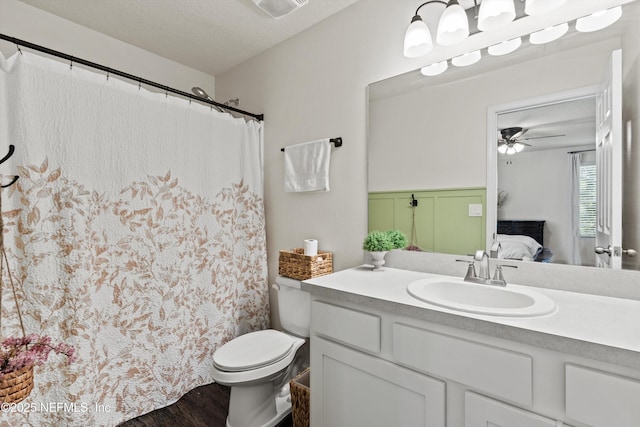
[303,265,640,370]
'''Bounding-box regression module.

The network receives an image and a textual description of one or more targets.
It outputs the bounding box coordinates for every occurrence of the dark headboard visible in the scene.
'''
[497,220,545,247]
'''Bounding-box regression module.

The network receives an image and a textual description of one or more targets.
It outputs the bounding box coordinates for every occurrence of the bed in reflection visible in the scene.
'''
[497,220,553,262]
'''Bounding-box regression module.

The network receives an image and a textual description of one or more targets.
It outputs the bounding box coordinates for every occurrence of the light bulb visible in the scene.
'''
[525,0,567,16]
[506,146,516,155]
[576,6,622,33]
[421,61,449,76]
[488,37,522,56]
[436,1,469,46]
[530,22,568,45]
[451,50,481,67]
[498,144,508,154]
[513,142,525,152]
[478,0,516,32]
[404,15,433,58]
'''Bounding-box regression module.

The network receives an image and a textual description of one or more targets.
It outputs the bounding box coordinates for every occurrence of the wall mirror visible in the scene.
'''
[368,1,639,271]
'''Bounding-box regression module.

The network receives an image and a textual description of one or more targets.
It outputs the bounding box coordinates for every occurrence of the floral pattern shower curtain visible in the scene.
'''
[0,51,269,426]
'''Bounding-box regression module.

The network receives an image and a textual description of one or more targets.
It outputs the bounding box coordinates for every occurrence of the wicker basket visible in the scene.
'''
[0,364,34,403]
[279,249,332,280]
[290,368,310,427]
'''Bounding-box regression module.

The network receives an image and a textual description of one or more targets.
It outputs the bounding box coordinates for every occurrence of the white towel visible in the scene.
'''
[284,139,332,192]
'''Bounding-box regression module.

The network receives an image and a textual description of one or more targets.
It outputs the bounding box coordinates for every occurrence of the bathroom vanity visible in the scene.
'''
[303,265,640,427]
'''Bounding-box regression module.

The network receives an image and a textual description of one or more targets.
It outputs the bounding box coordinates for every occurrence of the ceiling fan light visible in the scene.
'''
[506,146,516,155]
[576,6,622,33]
[436,1,470,46]
[451,50,481,67]
[421,61,449,76]
[529,22,568,45]
[488,37,522,56]
[513,142,525,152]
[497,144,508,154]
[478,0,516,32]
[404,15,433,58]
[524,0,567,16]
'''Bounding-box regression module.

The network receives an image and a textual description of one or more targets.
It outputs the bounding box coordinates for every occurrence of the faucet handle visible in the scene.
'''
[456,259,477,280]
[492,264,517,282]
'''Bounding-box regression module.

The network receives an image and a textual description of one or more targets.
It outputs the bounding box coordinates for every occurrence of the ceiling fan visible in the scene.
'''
[498,126,566,155]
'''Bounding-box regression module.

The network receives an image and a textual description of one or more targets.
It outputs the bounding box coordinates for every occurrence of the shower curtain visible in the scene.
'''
[0,51,269,426]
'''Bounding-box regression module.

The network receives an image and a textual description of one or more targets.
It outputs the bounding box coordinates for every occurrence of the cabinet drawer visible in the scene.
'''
[465,392,557,427]
[566,364,640,427]
[311,301,381,353]
[393,323,532,405]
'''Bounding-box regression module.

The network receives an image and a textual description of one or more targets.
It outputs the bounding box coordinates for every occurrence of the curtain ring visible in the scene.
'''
[70,60,73,70]
[138,80,142,90]
[16,44,22,55]
[106,71,110,81]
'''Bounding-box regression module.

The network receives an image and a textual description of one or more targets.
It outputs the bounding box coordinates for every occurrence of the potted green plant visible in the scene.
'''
[386,229,409,250]
[363,230,405,271]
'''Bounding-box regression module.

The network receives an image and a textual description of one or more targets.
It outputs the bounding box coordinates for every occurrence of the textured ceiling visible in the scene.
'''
[17,0,361,76]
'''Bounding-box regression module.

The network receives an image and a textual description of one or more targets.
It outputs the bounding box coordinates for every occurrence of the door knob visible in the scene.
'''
[594,246,638,257]
[594,246,611,255]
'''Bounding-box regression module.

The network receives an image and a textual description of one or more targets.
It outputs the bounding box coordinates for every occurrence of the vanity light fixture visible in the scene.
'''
[477,0,516,32]
[524,0,567,16]
[452,50,481,67]
[404,0,470,58]
[421,60,449,76]
[529,22,569,45]
[488,37,521,56]
[576,6,623,33]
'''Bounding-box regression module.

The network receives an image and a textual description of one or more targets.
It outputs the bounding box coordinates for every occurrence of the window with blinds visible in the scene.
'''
[579,163,597,237]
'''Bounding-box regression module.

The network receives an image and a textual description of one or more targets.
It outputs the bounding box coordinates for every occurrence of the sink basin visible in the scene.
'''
[407,278,557,317]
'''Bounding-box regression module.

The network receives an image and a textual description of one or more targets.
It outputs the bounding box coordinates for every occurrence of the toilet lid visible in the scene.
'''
[213,330,295,372]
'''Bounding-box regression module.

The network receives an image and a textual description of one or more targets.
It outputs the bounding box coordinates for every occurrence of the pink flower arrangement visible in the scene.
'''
[0,334,77,377]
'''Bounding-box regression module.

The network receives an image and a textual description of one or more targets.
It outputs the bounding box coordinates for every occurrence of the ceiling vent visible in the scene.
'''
[252,0,308,19]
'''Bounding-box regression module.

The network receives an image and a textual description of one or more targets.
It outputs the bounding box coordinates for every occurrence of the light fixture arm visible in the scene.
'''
[414,0,447,17]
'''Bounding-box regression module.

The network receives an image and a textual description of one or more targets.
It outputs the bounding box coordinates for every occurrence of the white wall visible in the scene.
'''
[215,0,638,325]
[0,0,215,98]
[498,148,597,266]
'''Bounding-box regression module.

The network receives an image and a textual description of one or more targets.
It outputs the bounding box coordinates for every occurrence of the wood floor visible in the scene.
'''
[118,382,293,427]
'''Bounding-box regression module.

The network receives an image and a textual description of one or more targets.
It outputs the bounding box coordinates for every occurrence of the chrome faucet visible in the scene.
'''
[474,250,490,280]
[456,250,516,287]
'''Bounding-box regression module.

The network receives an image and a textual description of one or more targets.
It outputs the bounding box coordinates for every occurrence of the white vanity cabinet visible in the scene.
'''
[308,295,640,427]
[310,301,445,427]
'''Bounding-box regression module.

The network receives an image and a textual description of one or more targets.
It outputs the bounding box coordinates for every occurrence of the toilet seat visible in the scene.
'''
[212,329,306,385]
[214,330,295,372]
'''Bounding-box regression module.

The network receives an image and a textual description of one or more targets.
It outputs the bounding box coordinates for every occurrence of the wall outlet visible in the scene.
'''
[468,204,483,217]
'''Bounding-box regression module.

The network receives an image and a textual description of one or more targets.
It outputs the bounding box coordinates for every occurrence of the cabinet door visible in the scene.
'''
[311,336,445,427]
[465,392,557,427]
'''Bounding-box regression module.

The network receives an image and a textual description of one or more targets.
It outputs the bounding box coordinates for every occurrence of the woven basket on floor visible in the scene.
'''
[0,364,34,403]
[290,368,310,427]
[279,249,332,280]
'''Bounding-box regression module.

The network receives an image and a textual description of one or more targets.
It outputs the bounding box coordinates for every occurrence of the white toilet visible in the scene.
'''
[212,276,310,427]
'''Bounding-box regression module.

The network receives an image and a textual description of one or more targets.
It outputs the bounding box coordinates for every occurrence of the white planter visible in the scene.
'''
[369,251,388,271]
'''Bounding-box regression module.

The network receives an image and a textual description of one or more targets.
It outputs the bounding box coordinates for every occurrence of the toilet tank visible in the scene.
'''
[274,276,310,338]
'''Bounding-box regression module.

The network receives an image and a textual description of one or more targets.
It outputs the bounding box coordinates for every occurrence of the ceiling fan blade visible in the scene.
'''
[511,128,528,140]
[522,133,566,140]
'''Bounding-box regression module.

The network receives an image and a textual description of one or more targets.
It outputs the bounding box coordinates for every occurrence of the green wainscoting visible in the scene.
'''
[368,188,486,256]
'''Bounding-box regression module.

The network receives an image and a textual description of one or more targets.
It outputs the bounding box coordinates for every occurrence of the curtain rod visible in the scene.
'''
[0,34,264,121]
[568,148,595,154]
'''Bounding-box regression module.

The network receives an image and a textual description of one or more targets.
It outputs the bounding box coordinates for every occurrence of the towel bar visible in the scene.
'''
[281,137,342,152]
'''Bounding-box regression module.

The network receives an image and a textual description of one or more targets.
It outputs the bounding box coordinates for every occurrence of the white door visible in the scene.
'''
[595,49,623,269]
